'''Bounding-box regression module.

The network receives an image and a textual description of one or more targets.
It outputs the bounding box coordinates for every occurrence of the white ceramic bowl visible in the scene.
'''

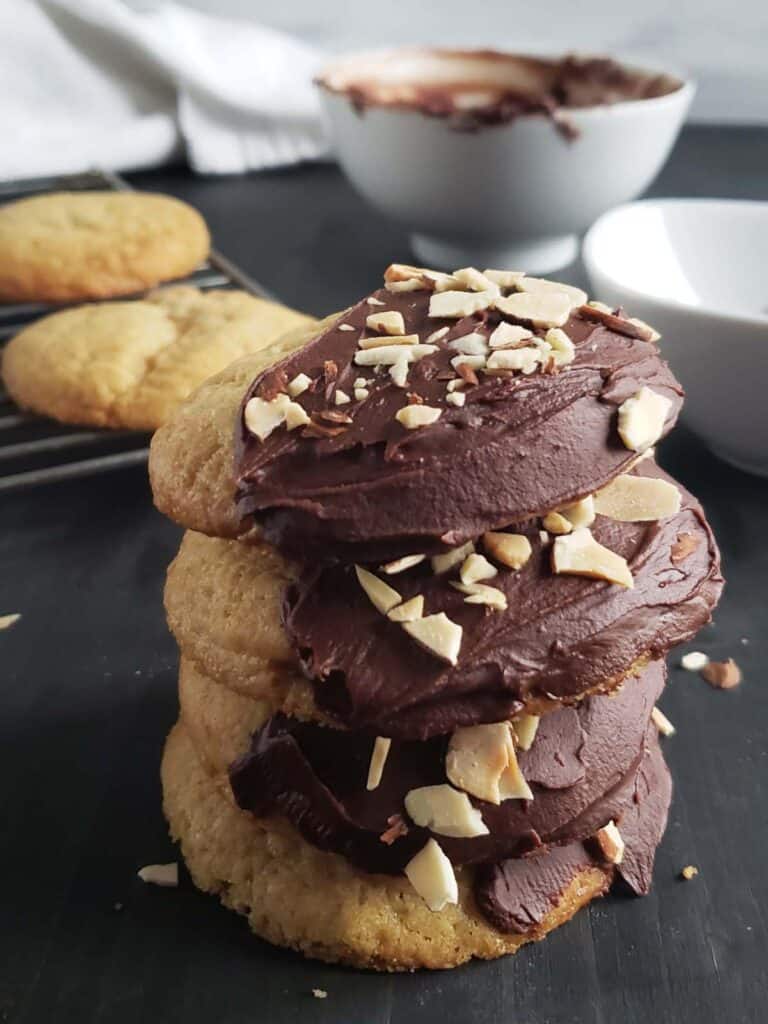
[317,49,693,273]
[583,198,768,476]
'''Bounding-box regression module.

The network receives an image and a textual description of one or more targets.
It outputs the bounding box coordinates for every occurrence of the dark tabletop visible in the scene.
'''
[1,125,767,1024]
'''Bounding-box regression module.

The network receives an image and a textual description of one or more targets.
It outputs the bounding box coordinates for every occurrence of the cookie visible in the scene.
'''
[0,191,210,303]
[162,721,612,971]
[150,313,339,534]
[166,527,651,723]
[2,287,315,431]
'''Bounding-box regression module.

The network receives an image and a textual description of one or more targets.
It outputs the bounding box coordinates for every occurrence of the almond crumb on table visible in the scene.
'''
[681,865,699,881]
[700,658,742,689]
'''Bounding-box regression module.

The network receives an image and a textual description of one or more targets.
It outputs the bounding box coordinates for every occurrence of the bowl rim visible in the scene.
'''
[583,197,768,327]
[315,46,695,119]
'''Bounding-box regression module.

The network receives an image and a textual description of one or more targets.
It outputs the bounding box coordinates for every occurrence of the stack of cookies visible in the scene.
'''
[0,191,314,431]
[150,264,722,971]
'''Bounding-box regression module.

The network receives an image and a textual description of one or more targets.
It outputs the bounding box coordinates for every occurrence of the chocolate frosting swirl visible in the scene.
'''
[229,661,663,875]
[284,462,721,739]
[235,286,683,562]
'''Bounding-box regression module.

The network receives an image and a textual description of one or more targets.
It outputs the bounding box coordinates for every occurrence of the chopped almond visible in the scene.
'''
[354,566,401,614]
[366,737,391,791]
[552,528,633,588]
[700,658,742,689]
[459,553,497,585]
[396,405,442,429]
[404,839,458,912]
[366,310,406,336]
[594,474,681,521]
[595,822,624,864]
[387,596,425,622]
[404,784,488,838]
[617,387,672,452]
[403,613,463,665]
[432,541,475,575]
[483,532,532,570]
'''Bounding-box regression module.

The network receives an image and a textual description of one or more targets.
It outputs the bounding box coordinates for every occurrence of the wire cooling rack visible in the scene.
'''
[0,169,272,492]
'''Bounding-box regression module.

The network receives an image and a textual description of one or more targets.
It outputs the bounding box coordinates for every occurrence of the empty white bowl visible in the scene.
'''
[316,48,693,273]
[583,198,768,476]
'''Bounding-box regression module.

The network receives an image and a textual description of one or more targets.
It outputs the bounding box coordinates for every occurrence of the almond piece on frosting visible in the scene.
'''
[380,554,426,575]
[366,737,392,791]
[357,333,421,349]
[488,322,533,349]
[459,553,497,585]
[387,595,425,622]
[366,310,406,335]
[451,581,508,611]
[558,495,596,529]
[405,784,489,838]
[552,528,633,588]
[452,267,501,294]
[405,838,458,912]
[517,276,588,309]
[542,511,573,535]
[396,405,442,429]
[544,327,576,366]
[483,532,532,570]
[354,566,401,614]
[403,613,463,665]
[432,541,475,575]
[446,722,533,804]
[512,714,540,751]
[594,474,682,521]
[355,343,436,366]
[287,373,312,397]
[486,346,542,374]
[494,290,572,328]
[244,393,308,440]
[448,332,488,356]
[483,268,526,290]
[618,386,672,452]
[429,289,497,319]
[595,821,625,864]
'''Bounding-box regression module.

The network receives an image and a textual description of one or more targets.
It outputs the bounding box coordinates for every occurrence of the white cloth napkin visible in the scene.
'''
[0,0,330,181]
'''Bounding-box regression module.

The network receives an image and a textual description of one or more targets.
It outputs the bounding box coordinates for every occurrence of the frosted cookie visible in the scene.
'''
[162,722,614,971]
[0,191,209,303]
[2,287,314,431]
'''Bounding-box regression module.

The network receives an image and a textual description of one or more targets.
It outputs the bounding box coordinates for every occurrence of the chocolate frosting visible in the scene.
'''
[283,461,721,739]
[475,737,671,932]
[229,661,663,875]
[235,287,684,563]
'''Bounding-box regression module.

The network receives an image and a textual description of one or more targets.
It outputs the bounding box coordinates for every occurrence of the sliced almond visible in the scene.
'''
[594,474,681,521]
[488,322,533,349]
[588,300,614,314]
[366,737,392,791]
[486,346,541,374]
[404,784,488,838]
[512,714,540,751]
[358,333,420,350]
[380,554,426,575]
[628,316,661,342]
[595,821,624,864]
[287,373,312,397]
[448,332,488,356]
[542,511,573,535]
[446,722,533,804]
[355,343,435,365]
[390,355,409,388]
[396,405,442,429]
[403,613,462,665]
[425,326,450,344]
[366,310,406,336]
[451,581,508,611]
[517,276,587,309]
[452,267,501,294]
[334,390,351,406]
[137,863,178,887]
[450,353,486,373]
[354,565,401,614]
[367,296,386,306]
[617,387,672,452]
[429,289,496,319]
[544,327,575,366]
[338,323,356,331]
[459,552,497,585]
[446,392,466,408]
[558,495,596,529]
[386,278,425,293]
[404,839,458,912]
[243,394,289,441]
[495,290,572,328]
[552,528,633,588]
[387,595,425,622]
[0,613,21,631]
[483,268,526,290]
[431,541,475,575]
[483,532,532,570]
[651,706,676,737]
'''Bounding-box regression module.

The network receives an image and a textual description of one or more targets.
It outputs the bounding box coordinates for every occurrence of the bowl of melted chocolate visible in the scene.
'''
[316,48,691,273]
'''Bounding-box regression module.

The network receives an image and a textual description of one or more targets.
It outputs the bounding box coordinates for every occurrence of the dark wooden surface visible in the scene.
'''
[1,126,767,1024]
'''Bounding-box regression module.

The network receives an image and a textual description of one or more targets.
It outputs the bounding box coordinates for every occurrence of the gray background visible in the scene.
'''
[153,0,768,123]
